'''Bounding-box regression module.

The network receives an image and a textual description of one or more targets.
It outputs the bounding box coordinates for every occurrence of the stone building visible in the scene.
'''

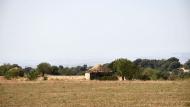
[85,64,112,80]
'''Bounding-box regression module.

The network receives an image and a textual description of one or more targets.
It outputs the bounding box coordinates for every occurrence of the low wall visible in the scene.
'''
[47,75,86,80]
[85,73,90,80]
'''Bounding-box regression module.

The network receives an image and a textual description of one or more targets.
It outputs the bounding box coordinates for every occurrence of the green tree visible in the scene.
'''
[157,71,170,80]
[37,63,51,76]
[110,58,139,80]
[141,68,158,80]
[161,57,181,71]
[0,64,12,76]
[167,57,179,62]
[5,67,22,79]
[26,69,39,80]
[51,65,59,75]
[133,59,166,69]
[168,61,181,71]
[23,67,33,74]
[184,59,190,69]
[81,64,87,71]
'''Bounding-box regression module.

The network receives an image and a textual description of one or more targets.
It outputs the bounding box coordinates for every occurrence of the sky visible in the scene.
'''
[0,0,190,66]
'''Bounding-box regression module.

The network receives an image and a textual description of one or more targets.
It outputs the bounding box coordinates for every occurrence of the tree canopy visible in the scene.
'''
[133,57,181,72]
[184,59,190,69]
[37,63,52,76]
[109,58,140,80]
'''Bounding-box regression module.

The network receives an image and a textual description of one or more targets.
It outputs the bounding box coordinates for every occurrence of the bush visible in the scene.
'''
[0,64,12,76]
[140,68,158,80]
[183,72,190,79]
[168,73,178,80]
[26,70,38,80]
[0,70,4,76]
[4,67,21,79]
[19,70,24,77]
[179,72,190,79]
[157,71,170,80]
[99,75,118,80]
[23,67,33,74]
[51,66,60,75]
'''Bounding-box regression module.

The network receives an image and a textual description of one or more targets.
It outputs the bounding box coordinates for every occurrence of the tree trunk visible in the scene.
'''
[42,72,45,77]
[122,76,124,80]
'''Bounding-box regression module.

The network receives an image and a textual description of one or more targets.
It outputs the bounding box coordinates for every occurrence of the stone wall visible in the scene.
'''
[47,75,86,80]
[85,73,90,80]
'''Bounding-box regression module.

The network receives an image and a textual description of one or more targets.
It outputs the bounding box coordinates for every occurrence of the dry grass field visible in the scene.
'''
[0,79,190,107]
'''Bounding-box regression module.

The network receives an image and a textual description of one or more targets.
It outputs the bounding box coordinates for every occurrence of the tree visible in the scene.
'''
[81,64,87,71]
[0,64,12,76]
[161,57,181,71]
[51,65,59,75]
[4,67,22,79]
[0,64,24,76]
[168,61,181,71]
[23,67,33,74]
[12,64,21,68]
[26,69,38,80]
[157,71,170,80]
[167,57,179,62]
[184,59,190,69]
[141,68,158,80]
[59,65,63,69]
[133,59,165,69]
[37,63,51,76]
[133,59,142,67]
[110,58,139,80]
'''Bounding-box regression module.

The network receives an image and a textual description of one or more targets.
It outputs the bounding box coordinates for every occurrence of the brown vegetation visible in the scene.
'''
[0,79,190,107]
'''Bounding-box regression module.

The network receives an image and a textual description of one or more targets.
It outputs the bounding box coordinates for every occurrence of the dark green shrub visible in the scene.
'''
[184,59,190,69]
[23,67,33,74]
[4,67,21,79]
[0,64,12,76]
[140,68,158,80]
[77,71,85,75]
[168,73,178,80]
[51,66,60,75]
[157,71,170,80]
[19,70,24,77]
[0,70,4,76]
[99,75,118,80]
[179,72,190,79]
[26,70,38,80]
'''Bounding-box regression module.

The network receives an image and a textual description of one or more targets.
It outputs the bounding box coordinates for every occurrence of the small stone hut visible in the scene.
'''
[85,64,112,80]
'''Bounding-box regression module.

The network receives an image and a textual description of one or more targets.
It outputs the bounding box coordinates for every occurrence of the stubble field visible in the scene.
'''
[0,79,190,107]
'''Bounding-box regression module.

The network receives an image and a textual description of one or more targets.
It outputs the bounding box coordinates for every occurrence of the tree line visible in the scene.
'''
[0,57,190,80]
[109,57,190,80]
[0,63,88,80]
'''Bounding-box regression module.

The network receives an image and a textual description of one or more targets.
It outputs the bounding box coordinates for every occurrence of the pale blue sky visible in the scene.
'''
[0,0,190,66]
